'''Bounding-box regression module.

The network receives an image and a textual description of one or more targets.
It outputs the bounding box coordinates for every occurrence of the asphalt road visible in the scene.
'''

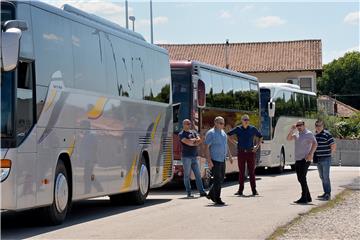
[1,166,359,239]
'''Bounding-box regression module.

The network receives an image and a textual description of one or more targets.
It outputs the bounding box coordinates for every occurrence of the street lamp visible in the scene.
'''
[129,16,135,31]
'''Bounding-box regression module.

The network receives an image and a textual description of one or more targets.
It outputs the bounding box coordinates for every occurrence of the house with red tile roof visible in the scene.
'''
[159,39,322,92]
[318,95,359,118]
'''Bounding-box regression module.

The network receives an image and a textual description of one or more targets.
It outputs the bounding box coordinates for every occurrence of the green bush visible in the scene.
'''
[317,112,360,139]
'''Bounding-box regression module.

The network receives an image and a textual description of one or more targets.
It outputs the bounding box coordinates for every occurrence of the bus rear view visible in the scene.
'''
[170,61,260,187]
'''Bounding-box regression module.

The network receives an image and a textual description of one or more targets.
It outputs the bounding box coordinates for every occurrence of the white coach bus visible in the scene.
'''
[258,83,317,172]
[1,1,173,224]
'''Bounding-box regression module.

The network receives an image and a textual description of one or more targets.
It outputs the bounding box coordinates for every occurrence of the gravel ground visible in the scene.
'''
[278,190,360,240]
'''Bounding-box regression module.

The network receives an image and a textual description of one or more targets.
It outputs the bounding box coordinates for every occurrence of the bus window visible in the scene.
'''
[151,54,170,103]
[16,61,35,145]
[211,73,223,108]
[171,70,191,132]
[72,22,106,93]
[200,69,212,107]
[233,78,243,110]
[31,6,73,87]
[223,75,234,109]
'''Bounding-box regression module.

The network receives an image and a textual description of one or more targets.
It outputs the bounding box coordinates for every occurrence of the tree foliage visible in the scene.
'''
[317,51,360,109]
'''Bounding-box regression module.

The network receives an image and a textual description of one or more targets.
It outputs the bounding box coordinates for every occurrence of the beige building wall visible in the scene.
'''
[246,71,317,92]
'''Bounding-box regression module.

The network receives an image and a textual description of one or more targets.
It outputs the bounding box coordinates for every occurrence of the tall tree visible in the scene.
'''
[317,51,360,109]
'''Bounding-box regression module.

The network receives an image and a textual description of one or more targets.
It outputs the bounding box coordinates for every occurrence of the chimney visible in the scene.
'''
[225,39,229,69]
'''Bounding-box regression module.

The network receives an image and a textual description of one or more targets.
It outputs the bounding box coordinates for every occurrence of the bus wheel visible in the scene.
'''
[128,156,150,205]
[276,151,285,174]
[43,160,70,225]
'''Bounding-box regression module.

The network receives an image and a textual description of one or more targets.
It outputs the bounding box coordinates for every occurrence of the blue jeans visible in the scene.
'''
[317,157,332,194]
[182,157,205,194]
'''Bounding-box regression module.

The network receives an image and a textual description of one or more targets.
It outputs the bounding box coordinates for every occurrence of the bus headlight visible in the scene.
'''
[1,159,12,182]
[261,150,271,156]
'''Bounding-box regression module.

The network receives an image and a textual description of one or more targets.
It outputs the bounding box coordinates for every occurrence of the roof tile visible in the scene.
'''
[159,40,322,73]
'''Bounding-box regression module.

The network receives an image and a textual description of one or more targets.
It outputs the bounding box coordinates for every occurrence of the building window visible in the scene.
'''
[299,77,312,92]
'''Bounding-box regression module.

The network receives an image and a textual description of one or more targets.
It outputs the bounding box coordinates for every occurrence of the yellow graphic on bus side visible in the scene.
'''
[44,89,57,112]
[151,113,162,141]
[67,136,76,157]
[120,154,137,192]
[87,97,107,119]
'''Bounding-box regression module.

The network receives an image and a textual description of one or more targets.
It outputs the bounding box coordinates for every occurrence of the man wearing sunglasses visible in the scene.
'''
[228,114,263,196]
[314,120,336,201]
[287,120,318,204]
[179,119,207,198]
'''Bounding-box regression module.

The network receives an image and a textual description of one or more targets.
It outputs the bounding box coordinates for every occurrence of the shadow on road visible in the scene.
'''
[1,198,171,239]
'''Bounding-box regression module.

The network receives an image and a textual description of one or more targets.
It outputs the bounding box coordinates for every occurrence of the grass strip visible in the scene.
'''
[266,189,352,240]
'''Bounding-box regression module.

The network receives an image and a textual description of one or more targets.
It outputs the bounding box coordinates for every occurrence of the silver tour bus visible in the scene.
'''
[259,83,317,172]
[1,1,173,225]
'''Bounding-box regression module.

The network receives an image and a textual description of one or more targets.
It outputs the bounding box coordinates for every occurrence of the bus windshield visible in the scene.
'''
[260,88,271,140]
[171,70,191,133]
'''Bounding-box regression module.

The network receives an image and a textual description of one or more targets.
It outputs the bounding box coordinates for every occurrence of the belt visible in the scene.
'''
[238,148,254,153]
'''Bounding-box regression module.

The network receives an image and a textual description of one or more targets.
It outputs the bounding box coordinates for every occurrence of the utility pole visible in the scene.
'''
[150,0,154,44]
[125,0,129,29]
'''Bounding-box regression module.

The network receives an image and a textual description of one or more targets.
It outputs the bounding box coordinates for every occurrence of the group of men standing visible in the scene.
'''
[179,115,335,206]
[179,114,262,205]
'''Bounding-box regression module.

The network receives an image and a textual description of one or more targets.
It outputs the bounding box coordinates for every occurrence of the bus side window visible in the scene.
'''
[31,6,73,88]
[16,61,35,144]
[72,23,106,93]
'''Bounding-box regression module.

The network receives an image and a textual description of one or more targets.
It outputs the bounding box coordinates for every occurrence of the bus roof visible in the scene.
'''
[170,60,258,82]
[259,83,316,96]
[26,1,168,54]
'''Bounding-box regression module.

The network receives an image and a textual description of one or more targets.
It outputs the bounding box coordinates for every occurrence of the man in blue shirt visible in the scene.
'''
[314,120,336,201]
[205,116,233,205]
[179,119,207,198]
[228,114,263,196]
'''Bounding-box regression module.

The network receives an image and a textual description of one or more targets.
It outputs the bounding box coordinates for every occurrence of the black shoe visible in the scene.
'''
[200,192,207,197]
[206,193,216,202]
[323,194,331,201]
[317,193,326,199]
[234,191,243,196]
[307,197,312,203]
[294,198,308,204]
[252,190,259,196]
[215,199,225,205]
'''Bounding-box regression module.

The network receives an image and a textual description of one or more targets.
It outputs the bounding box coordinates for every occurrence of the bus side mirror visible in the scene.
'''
[197,79,206,108]
[268,101,275,118]
[1,20,27,72]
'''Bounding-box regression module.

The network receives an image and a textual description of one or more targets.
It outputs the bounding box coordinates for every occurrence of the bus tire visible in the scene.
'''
[43,160,71,225]
[109,193,127,205]
[127,156,150,205]
[275,151,285,174]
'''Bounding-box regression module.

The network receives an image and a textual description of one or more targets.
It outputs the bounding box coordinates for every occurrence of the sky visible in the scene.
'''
[42,0,359,64]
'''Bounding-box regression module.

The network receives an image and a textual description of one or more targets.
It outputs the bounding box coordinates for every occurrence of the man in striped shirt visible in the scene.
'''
[314,120,336,201]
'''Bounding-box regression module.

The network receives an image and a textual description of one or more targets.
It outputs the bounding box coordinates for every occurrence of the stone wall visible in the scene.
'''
[332,139,360,166]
